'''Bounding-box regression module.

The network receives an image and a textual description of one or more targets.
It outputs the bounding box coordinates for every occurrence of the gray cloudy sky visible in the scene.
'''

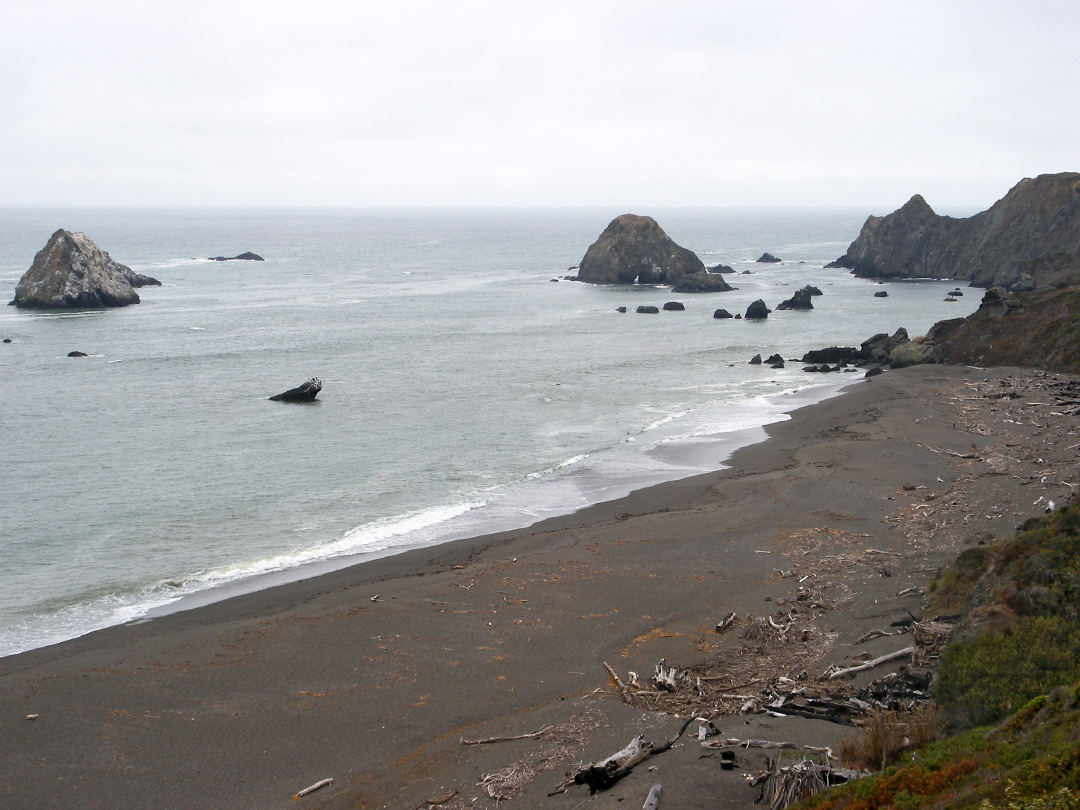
[2,1,1076,209]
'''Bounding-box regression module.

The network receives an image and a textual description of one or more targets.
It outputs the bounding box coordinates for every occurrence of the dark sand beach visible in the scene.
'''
[3,364,1078,810]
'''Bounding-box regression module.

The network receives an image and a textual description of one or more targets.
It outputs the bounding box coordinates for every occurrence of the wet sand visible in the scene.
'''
[3,364,1078,810]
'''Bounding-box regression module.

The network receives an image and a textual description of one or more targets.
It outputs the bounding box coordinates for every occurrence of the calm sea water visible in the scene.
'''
[0,207,979,656]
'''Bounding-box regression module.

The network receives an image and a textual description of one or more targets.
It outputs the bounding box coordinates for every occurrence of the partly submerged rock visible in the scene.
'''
[210,252,264,261]
[713,308,734,319]
[663,301,685,311]
[708,264,735,274]
[10,230,151,309]
[671,271,734,293]
[636,305,660,314]
[776,287,814,311]
[757,252,782,263]
[270,378,322,402]
[874,290,889,298]
[67,351,88,358]
[745,299,771,320]
[576,214,704,285]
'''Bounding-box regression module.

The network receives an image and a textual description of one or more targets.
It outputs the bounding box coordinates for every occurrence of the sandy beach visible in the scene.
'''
[3,364,1079,810]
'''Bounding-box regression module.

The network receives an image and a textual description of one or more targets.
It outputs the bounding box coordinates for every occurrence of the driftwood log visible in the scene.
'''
[574,735,654,792]
[826,647,914,680]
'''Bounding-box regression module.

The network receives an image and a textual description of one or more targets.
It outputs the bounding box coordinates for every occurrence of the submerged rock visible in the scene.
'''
[663,301,685,311]
[713,309,734,319]
[10,230,152,309]
[67,351,88,358]
[636,305,660,314]
[270,378,322,402]
[757,252,782,263]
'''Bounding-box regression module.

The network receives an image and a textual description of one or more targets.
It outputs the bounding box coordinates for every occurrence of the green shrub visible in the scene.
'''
[936,616,1080,730]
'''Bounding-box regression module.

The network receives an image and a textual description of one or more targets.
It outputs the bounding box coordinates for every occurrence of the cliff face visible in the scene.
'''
[576,214,705,285]
[10,230,156,309]
[830,173,1080,289]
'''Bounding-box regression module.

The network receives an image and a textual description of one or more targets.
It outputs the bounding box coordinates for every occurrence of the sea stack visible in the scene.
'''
[575,214,705,285]
[9,230,159,309]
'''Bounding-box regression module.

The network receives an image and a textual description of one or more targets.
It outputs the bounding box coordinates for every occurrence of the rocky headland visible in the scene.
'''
[9,230,159,309]
[575,214,706,285]
[828,172,1080,290]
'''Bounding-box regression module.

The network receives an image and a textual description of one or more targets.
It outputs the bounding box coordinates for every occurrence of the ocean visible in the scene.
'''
[0,206,979,657]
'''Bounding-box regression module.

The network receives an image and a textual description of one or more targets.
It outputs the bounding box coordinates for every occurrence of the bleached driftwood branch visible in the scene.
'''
[825,647,914,680]
[604,661,633,704]
[461,725,554,745]
[642,783,663,810]
[294,777,333,798]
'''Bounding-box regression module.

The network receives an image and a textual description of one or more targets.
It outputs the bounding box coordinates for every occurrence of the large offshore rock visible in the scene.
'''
[576,214,705,285]
[828,173,1080,289]
[10,230,157,309]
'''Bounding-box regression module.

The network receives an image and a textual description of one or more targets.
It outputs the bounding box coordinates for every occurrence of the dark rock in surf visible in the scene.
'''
[210,252,264,262]
[663,301,685,311]
[745,299,771,320]
[67,351,88,357]
[776,287,814,310]
[874,290,889,298]
[637,305,660,314]
[671,271,734,293]
[270,377,322,402]
[801,346,861,365]
[766,353,785,368]
[616,306,627,313]
[708,264,735,274]
[713,309,734,319]
[749,354,763,365]
[757,252,782,263]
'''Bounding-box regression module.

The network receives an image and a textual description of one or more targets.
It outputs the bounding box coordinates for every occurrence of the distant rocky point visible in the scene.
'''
[575,215,704,285]
[209,252,264,262]
[9,229,159,309]
[828,172,1080,290]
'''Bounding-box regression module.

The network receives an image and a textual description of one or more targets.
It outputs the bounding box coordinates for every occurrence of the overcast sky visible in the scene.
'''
[2,1,1076,210]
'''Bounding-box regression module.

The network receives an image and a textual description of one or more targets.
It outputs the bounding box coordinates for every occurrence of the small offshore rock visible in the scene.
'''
[708,264,735,274]
[67,351,88,358]
[745,299,771,320]
[766,353,785,368]
[210,252,264,261]
[663,301,685,311]
[776,287,814,310]
[713,309,733,319]
[2,338,11,343]
[756,252,782,263]
[636,305,660,314]
[804,285,823,296]
[874,290,889,298]
[749,353,763,365]
[616,306,627,313]
[270,377,322,402]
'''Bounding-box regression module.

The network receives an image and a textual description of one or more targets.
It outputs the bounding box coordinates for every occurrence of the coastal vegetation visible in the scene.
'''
[798,499,1080,810]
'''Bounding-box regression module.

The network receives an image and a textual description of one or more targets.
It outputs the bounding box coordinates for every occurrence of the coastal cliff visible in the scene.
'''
[829,172,1080,289]
[576,214,705,285]
[10,229,158,309]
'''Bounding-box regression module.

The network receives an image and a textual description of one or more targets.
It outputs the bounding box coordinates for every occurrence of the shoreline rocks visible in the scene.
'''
[828,172,1080,290]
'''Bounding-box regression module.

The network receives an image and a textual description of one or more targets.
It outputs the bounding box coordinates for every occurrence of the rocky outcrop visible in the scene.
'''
[708,264,735,274]
[861,328,909,364]
[10,230,155,309]
[637,305,660,314]
[576,215,705,285]
[270,378,322,402]
[745,299,771,320]
[210,252,264,261]
[776,287,814,310]
[671,271,734,293]
[757,252,782,263]
[713,309,734,319]
[663,301,685,311]
[829,173,1080,289]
